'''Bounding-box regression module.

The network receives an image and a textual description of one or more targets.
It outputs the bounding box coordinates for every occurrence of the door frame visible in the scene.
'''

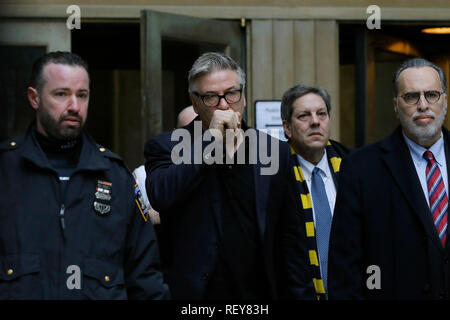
[140,10,242,140]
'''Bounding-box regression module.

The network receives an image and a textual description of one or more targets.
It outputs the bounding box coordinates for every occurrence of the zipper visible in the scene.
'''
[59,204,66,230]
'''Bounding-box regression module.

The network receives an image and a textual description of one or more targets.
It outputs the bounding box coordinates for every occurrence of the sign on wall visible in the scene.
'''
[255,100,287,141]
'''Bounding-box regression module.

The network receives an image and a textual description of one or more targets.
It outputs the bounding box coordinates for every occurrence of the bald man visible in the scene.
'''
[177,105,197,128]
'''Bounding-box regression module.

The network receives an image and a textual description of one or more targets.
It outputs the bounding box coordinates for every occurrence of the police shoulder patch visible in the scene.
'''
[134,183,149,222]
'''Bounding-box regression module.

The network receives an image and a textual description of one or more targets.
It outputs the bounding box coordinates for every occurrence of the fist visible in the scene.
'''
[208,109,241,142]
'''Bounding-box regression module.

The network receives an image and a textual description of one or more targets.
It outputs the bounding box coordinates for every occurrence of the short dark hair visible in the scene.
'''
[30,51,89,93]
[188,52,245,93]
[280,85,331,123]
[393,58,447,96]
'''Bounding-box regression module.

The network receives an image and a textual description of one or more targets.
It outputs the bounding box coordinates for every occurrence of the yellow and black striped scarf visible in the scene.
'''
[290,141,342,300]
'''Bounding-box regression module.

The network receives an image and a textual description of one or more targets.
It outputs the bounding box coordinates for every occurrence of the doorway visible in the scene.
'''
[140,10,242,144]
[0,20,70,142]
[339,22,450,148]
[72,22,140,170]
[72,14,243,170]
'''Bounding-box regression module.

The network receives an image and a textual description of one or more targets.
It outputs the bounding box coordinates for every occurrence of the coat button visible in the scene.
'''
[7,269,13,275]
[104,275,110,282]
[202,273,209,280]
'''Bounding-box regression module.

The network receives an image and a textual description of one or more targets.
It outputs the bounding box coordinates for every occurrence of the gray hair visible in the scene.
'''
[393,58,447,96]
[280,85,332,122]
[188,52,246,93]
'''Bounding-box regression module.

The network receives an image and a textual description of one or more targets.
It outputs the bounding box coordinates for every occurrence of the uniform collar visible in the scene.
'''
[21,122,111,173]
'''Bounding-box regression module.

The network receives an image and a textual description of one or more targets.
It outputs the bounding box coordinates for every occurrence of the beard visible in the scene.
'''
[397,102,447,146]
[38,105,85,141]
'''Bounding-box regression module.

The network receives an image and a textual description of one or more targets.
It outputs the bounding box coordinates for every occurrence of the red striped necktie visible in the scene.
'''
[423,150,448,247]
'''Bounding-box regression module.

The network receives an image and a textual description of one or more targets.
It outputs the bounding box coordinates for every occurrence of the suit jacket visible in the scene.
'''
[328,126,450,299]
[144,119,315,300]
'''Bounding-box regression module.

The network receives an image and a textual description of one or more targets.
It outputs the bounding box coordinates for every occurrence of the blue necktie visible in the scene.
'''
[311,167,333,294]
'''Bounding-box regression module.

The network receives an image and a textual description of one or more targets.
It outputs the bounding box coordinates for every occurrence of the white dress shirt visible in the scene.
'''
[297,150,337,226]
[402,131,448,207]
[133,165,151,211]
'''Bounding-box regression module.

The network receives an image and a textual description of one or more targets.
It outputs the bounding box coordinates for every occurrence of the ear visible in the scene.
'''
[282,120,292,139]
[393,98,399,118]
[443,93,448,116]
[189,93,199,114]
[27,87,40,111]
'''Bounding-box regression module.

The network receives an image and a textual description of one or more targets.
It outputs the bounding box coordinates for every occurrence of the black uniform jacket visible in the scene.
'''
[0,125,169,299]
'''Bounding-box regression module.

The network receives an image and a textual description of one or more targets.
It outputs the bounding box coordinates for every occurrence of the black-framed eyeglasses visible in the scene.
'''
[399,90,444,105]
[193,87,244,108]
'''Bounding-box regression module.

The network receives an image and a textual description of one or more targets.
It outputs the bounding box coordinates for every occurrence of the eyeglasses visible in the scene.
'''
[399,90,444,105]
[193,87,243,108]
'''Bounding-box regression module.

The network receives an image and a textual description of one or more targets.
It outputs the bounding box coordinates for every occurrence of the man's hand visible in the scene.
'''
[149,208,160,225]
[207,109,243,158]
[208,109,241,140]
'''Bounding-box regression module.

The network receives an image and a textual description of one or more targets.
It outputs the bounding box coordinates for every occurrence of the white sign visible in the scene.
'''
[255,100,287,141]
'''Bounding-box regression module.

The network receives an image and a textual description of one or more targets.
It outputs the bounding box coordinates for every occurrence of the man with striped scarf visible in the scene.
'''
[281,85,350,300]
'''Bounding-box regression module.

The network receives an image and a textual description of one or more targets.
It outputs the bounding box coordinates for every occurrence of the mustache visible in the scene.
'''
[308,130,324,136]
[412,110,436,121]
[59,113,82,123]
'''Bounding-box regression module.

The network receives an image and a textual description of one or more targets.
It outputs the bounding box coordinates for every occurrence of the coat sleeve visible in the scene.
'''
[328,155,365,299]
[124,177,170,300]
[144,131,208,212]
[278,144,316,300]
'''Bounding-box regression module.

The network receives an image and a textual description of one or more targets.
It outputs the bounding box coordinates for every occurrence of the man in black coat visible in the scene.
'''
[145,52,314,300]
[0,51,169,299]
[328,58,450,299]
[281,85,350,300]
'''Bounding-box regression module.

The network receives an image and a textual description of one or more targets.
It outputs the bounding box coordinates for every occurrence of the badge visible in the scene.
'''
[134,183,148,222]
[94,180,112,216]
[94,201,111,215]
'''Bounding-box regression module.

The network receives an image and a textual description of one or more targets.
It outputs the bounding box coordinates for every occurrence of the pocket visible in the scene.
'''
[0,253,42,299]
[82,258,127,299]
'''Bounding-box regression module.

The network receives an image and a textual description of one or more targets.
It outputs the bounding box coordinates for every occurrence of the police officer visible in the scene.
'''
[0,51,169,299]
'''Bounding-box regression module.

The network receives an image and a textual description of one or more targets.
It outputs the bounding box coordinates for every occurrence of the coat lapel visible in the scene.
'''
[327,154,339,188]
[381,127,443,251]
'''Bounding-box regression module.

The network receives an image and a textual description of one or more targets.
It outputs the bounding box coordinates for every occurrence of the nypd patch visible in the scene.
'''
[94,180,112,216]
